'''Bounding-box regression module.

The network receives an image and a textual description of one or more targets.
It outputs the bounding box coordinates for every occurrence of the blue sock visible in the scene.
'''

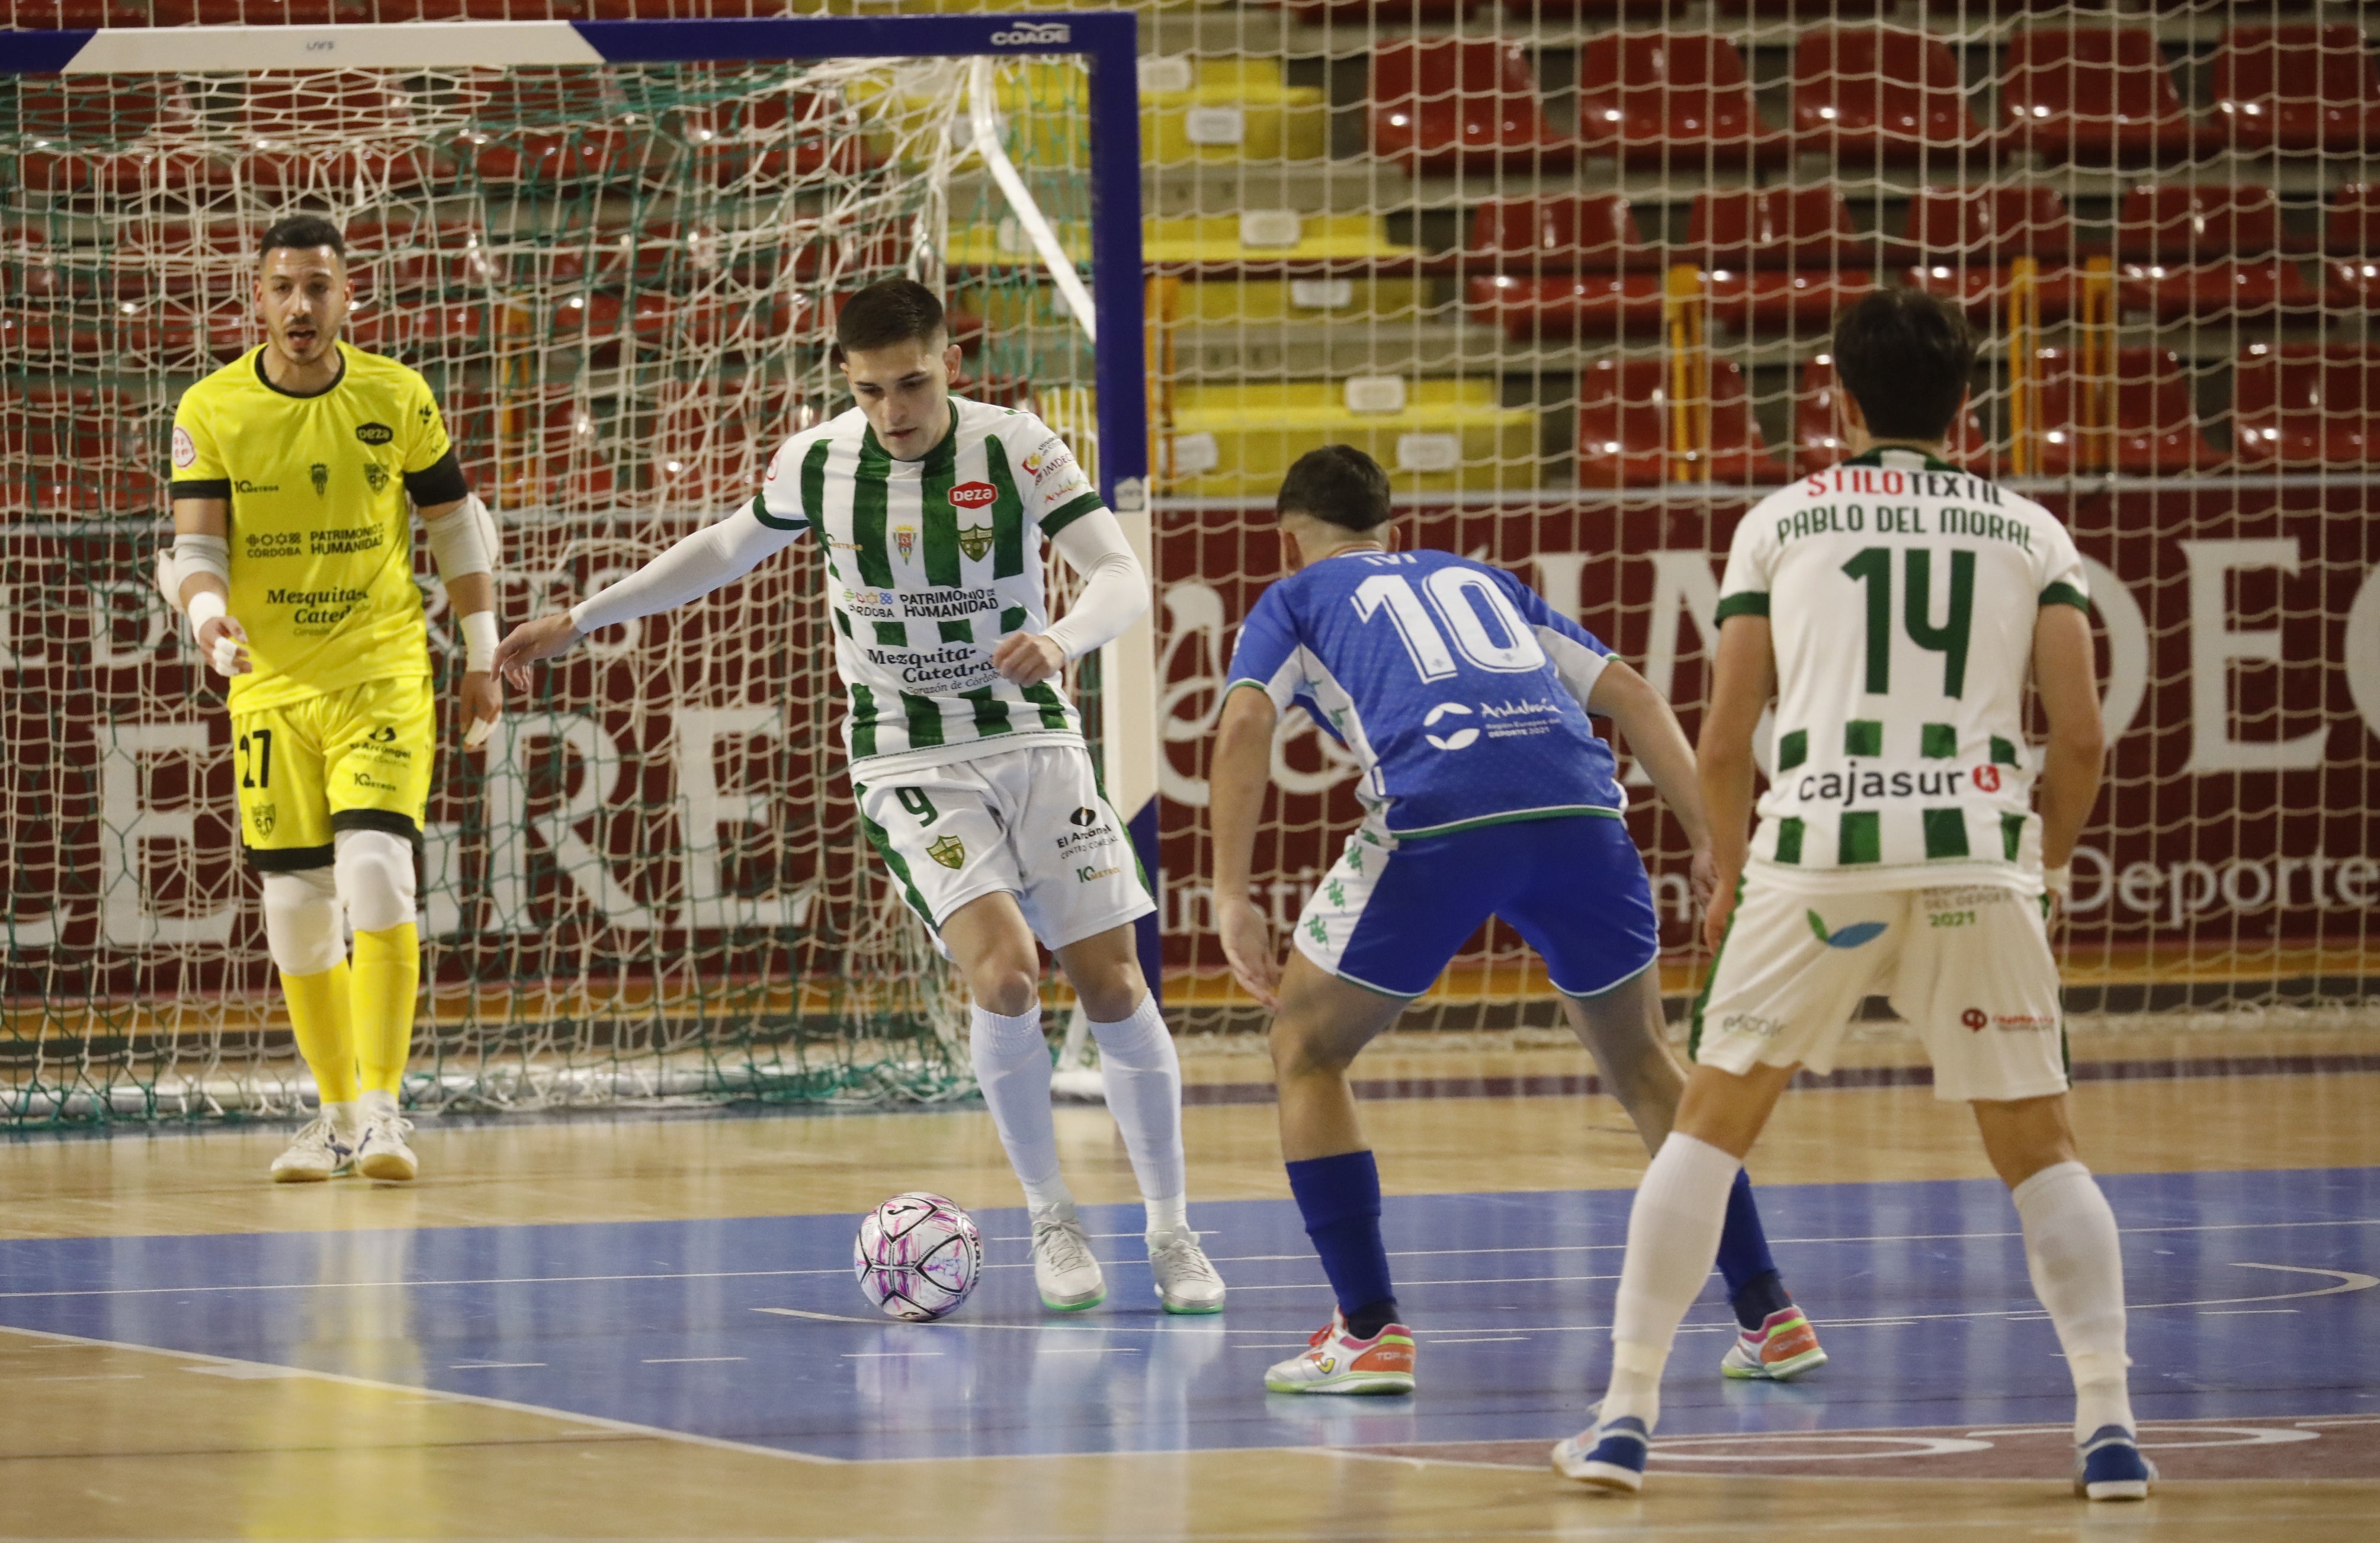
[1285,1150,1400,1335]
[1715,1167,1792,1332]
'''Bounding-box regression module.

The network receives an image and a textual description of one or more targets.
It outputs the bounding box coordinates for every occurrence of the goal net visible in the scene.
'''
[0,12,1149,1119]
[1140,2,2378,1035]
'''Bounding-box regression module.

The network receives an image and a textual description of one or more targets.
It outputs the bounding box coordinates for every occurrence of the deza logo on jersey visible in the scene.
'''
[949,482,997,509]
[353,422,394,445]
[1423,702,1478,751]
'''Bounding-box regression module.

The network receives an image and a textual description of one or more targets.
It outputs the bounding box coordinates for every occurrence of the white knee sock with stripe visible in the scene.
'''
[1089,994,1189,1239]
[2012,1160,2135,1442]
[1602,1132,1741,1433]
[970,1003,1073,1214]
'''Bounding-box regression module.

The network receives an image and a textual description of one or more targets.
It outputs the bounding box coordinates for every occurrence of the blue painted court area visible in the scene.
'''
[0,1167,2372,1462]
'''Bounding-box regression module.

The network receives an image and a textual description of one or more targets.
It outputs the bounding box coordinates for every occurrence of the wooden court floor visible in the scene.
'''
[2,1018,2377,1541]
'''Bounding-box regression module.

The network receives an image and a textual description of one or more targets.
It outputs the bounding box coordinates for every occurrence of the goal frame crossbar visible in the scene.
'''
[0,11,1168,1008]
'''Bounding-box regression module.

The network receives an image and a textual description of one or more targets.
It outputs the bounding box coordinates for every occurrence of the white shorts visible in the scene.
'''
[1691,880,2068,1103]
[853,744,1154,954]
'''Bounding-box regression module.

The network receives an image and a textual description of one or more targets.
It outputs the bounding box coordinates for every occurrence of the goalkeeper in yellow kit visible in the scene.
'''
[162,214,502,1183]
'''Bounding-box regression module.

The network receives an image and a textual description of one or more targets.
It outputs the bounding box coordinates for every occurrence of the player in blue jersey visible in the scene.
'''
[1209,446,1825,1395]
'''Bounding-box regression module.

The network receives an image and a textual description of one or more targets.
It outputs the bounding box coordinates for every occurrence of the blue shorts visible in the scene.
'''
[1291,813,1663,999]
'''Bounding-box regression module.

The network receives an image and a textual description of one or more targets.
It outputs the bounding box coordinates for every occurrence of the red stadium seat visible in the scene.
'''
[1573,356,1785,487]
[14,79,205,195]
[1794,357,1995,479]
[1689,188,1869,269]
[2321,185,2380,309]
[442,389,619,505]
[1370,40,1569,172]
[1789,27,1987,163]
[1284,0,1484,19]
[1721,0,1890,15]
[1457,194,1666,338]
[240,73,449,190]
[1896,185,2088,325]
[2018,347,2224,477]
[2212,25,2380,153]
[1576,32,1786,168]
[1997,25,2215,164]
[2110,184,2322,322]
[1462,195,1664,339]
[2231,344,2380,468]
[1465,194,1658,271]
[3,0,149,24]
[152,0,370,21]
[1688,190,1874,332]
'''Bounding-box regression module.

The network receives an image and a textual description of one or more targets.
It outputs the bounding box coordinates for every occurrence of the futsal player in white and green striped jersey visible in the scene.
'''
[496,280,1225,1316]
[1557,291,2147,1500]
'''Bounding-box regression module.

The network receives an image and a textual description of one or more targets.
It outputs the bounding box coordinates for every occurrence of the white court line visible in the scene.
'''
[841,1352,941,1359]
[2199,1308,2299,1315]
[757,1262,2373,1340]
[0,1327,843,1467]
[1427,1336,1529,1345]
[642,1356,747,1364]
[4,1218,2372,1302]
[451,1362,544,1369]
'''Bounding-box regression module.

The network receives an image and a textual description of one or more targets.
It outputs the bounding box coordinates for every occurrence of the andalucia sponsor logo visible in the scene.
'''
[926,834,966,870]
[1805,910,1887,949]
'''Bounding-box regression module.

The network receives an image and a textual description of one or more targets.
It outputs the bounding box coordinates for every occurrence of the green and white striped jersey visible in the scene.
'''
[753,396,1108,772]
[1716,447,2091,893]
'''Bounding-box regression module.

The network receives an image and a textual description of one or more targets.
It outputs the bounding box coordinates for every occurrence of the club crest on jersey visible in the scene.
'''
[309,462,329,498]
[895,525,917,560]
[250,802,276,837]
[949,481,997,511]
[926,834,966,870]
[363,462,389,493]
[957,524,994,562]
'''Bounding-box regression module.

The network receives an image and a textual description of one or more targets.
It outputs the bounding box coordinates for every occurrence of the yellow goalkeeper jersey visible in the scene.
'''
[170,342,469,711]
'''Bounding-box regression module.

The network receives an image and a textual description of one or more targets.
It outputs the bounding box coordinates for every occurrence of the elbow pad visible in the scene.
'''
[425,493,499,581]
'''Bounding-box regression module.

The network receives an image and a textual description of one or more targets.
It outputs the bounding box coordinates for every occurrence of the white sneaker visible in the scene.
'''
[270,1116,352,1183]
[1030,1203,1106,1311]
[1263,1311,1415,1396]
[352,1108,418,1182]
[1147,1224,1226,1314]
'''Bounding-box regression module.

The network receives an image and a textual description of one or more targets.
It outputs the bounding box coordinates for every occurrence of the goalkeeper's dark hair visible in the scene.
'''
[1276,444,1392,533]
[259,214,347,262]
[835,278,947,357]
[1831,288,1978,442]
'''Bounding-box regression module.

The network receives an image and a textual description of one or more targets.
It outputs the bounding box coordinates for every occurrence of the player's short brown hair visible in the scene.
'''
[1831,289,1978,443]
[259,214,346,262]
[835,278,947,357]
[1277,444,1392,532]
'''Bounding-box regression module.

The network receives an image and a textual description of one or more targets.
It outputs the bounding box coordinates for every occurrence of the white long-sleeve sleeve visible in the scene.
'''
[1039,508,1149,661]
[569,502,803,634]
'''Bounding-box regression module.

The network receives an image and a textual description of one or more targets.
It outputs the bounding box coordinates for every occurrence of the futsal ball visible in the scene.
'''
[854,1192,984,1321]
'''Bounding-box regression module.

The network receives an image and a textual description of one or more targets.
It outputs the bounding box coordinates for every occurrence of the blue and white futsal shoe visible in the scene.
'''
[1551,1416,1650,1493]
[2074,1425,2156,1501]
[270,1115,353,1183]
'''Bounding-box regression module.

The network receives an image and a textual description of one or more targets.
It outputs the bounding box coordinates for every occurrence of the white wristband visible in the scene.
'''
[184,590,240,676]
[461,609,499,673]
[186,589,226,630]
[2043,865,2073,899]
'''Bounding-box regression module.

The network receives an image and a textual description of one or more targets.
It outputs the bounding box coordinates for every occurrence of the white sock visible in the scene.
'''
[1088,994,1188,1235]
[357,1088,398,1121]
[1601,1132,1741,1432]
[970,1003,1072,1212]
[2011,1160,2135,1442]
[1143,1194,1188,1240]
[322,1099,358,1141]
